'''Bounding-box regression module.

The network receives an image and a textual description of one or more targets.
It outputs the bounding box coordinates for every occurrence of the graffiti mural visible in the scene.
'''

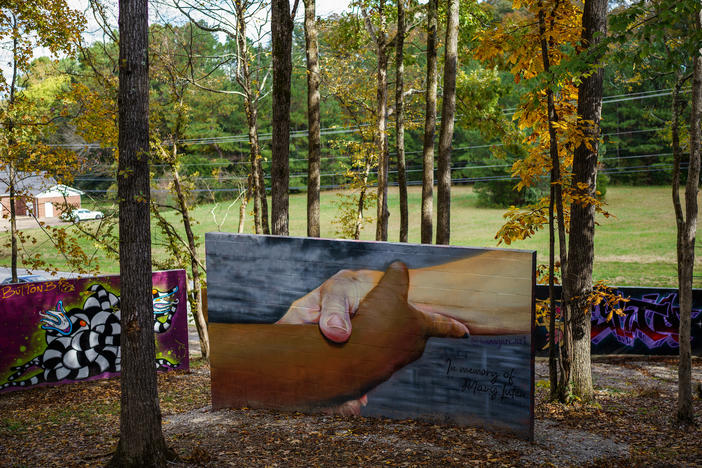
[0,270,189,393]
[535,285,702,355]
[206,234,536,440]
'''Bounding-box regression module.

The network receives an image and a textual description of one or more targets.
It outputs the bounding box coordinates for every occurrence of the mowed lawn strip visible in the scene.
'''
[0,185,694,287]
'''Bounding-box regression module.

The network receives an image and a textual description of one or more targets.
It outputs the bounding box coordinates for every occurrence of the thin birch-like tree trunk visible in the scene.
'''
[8,23,18,283]
[548,182,558,399]
[674,4,702,424]
[171,163,210,361]
[436,0,459,245]
[234,0,267,234]
[305,0,321,237]
[537,0,570,402]
[421,0,438,244]
[365,1,390,242]
[396,0,408,243]
[9,165,18,282]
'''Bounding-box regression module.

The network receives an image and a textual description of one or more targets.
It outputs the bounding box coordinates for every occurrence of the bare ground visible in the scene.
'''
[1,357,701,467]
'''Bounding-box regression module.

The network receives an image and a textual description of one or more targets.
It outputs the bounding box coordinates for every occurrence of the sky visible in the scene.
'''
[0,0,349,90]
[67,0,352,44]
[317,0,352,17]
[5,0,352,89]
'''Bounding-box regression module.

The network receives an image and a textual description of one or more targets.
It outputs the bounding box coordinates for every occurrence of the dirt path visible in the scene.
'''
[0,216,66,232]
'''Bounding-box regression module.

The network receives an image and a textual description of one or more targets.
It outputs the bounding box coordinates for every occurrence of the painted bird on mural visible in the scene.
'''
[0,284,180,391]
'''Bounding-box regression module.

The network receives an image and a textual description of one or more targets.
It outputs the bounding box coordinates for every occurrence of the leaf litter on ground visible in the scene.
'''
[0,356,701,467]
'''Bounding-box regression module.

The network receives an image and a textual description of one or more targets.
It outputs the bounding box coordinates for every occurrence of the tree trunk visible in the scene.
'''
[676,5,702,424]
[244,96,265,234]
[234,1,266,235]
[436,0,458,245]
[537,1,570,402]
[165,93,210,361]
[305,0,321,238]
[549,182,558,400]
[271,0,293,235]
[238,188,248,233]
[396,0,408,243]
[8,19,18,283]
[259,163,270,234]
[354,158,372,240]
[9,163,18,283]
[110,0,172,464]
[672,79,684,287]
[372,3,390,242]
[421,0,438,244]
[565,0,607,403]
[238,172,251,234]
[171,165,210,361]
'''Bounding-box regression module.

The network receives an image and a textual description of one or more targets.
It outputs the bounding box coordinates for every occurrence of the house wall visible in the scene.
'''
[35,195,81,218]
[0,197,29,217]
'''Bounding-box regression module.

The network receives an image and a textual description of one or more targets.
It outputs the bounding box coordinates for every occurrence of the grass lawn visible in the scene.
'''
[0,185,694,287]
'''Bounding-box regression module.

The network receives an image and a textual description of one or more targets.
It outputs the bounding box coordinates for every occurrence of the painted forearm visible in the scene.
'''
[212,263,430,410]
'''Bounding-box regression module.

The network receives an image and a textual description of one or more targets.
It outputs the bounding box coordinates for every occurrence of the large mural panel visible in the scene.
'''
[206,234,536,440]
[535,285,702,355]
[0,270,189,393]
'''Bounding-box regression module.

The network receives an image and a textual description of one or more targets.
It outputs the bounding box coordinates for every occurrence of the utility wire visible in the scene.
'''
[74,150,679,182]
[77,163,682,193]
[52,87,679,150]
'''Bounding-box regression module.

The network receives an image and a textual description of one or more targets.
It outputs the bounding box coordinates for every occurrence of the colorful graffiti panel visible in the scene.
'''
[206,233,536,440]
[0,270,189,393]
[534,285,702,355]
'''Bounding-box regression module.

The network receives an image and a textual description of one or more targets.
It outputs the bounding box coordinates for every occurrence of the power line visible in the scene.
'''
[76,162,682,193]
[603,89,691,104]
[502,88,689,114]
[601,152,672,161]
[74,150,678,182]
[176,127,667,166]
[53,87,679,150]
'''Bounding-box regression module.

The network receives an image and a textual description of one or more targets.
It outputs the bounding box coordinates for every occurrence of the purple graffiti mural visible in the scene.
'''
[535,285,702,355]
[592,292,702,349]
[0,270,189,393]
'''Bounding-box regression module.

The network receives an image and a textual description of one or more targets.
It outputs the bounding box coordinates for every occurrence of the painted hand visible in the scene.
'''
[274,262,469,415]
[212,262,474,412]
[276,266,470,343]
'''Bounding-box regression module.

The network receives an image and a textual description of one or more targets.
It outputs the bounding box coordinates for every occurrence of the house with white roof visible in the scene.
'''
[0,173,83,219]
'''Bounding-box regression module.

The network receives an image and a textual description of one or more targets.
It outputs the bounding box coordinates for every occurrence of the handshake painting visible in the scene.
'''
[206,234,535,439]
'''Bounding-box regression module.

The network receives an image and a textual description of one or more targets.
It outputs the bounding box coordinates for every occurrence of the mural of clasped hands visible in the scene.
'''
[211,261,470,414]
[277,261,470,415]
[277,262,470,343]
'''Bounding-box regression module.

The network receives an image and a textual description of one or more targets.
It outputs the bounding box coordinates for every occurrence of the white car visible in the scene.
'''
[63,208,104,222]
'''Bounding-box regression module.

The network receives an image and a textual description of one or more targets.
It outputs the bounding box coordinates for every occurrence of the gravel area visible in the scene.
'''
[2,355,700,467]
[163,405,631,467]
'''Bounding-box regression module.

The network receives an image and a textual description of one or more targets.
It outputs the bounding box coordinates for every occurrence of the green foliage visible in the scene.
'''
[596,171,609,199]
[474,176,546,208]
[9,0,691,261]
[604,0,702,185]
[0,185,687,287]
[330,139,378,239]
[456,65,510,136]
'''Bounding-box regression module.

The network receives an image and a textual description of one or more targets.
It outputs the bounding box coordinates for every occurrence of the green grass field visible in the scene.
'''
[0,185,694,287]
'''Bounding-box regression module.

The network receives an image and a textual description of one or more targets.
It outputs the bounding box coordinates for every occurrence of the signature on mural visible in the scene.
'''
[1,284,180,391]
[592,292,702,349]
[1,280,75,299]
